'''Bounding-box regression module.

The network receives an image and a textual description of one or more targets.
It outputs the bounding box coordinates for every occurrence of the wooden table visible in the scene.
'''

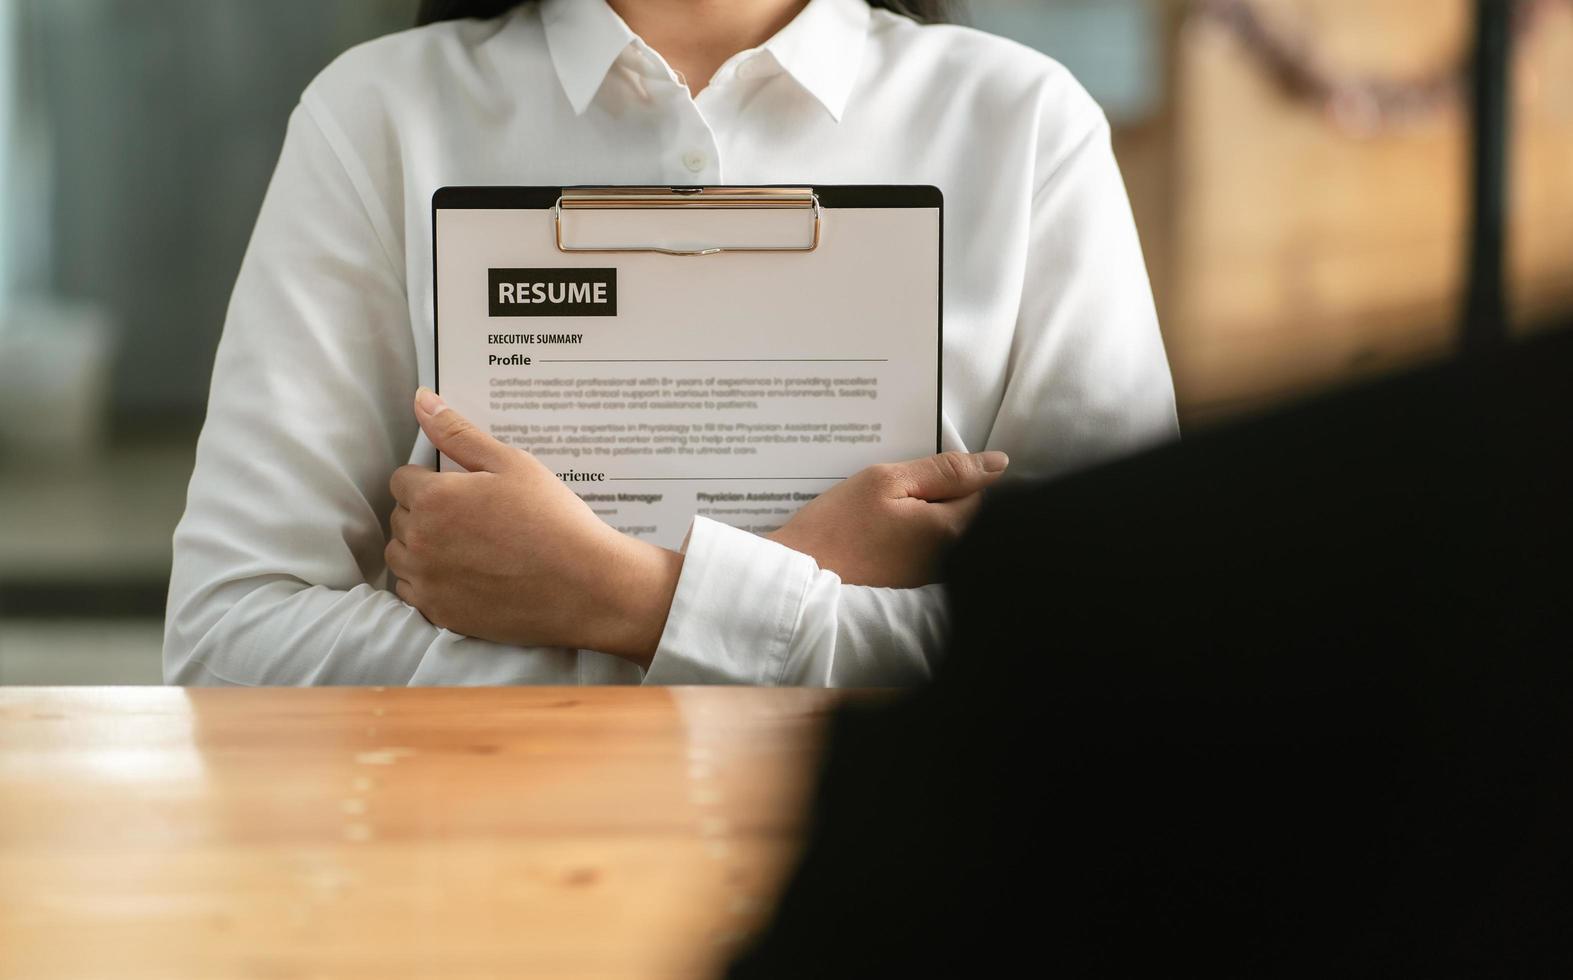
[0,687,862,979]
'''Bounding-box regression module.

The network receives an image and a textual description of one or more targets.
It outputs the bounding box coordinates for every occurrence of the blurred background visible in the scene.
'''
[1,0,1570,684]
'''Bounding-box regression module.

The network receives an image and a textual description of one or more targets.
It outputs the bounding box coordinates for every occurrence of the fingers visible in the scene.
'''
[394,577,418,608]
[890,450,1010,502]
[386,538,422,613]
[932,491,986,535]
[389,504,410,542]
[414,387,520,474]
[386,540,429,619]
[389,465,440,509]
[384,536,413,580]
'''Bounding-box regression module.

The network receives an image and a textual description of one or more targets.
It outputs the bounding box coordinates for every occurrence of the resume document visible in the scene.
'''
[434,191,941,550]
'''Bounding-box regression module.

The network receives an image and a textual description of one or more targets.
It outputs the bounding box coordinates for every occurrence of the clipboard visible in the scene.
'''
[432,185,942,551]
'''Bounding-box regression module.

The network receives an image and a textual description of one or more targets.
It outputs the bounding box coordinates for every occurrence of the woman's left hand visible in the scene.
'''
[386,388,682,666]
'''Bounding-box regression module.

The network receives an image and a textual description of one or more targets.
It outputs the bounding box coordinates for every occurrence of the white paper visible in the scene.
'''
[435,197,940,551]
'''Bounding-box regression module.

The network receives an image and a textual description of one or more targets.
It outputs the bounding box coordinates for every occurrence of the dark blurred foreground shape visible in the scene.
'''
[731,324,1573,978]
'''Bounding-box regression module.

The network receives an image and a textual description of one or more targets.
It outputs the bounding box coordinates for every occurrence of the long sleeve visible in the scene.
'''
[646,104,1176,689]
[164,101,626,686]
[644,517,947,686]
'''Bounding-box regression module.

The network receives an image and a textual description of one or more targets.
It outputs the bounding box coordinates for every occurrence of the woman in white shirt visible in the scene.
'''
[165,0,1177,687]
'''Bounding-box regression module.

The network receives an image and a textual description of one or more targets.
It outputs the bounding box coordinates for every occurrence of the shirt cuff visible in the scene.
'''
[643,516,817,685]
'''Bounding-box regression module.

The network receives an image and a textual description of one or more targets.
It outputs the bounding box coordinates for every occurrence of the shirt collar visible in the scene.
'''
[539,0,871,122]
[539,0,639,116]
[759,0,870,121]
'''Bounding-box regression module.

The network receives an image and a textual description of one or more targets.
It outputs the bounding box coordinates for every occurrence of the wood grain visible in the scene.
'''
[0,687,869,980]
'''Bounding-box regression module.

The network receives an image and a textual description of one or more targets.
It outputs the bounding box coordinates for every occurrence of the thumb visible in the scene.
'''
[414,388,519,474]
[894,450,1010,502]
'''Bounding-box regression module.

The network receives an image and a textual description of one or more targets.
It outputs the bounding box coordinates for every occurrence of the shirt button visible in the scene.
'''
[682,150,707,173]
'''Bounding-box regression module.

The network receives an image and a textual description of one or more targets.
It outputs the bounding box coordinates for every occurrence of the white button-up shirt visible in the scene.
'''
[165,0,1177,686]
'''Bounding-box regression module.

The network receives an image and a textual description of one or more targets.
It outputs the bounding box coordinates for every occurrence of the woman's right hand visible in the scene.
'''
[766,451,1010,589]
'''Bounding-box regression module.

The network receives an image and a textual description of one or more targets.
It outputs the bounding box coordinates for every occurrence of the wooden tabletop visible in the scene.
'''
[0,686,865,980]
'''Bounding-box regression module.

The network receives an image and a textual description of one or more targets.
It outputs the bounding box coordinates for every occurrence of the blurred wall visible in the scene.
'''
[13,0,417,425]
[0,3,14,306]
[1118,0,1573,421]
[969,0,1163,125]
